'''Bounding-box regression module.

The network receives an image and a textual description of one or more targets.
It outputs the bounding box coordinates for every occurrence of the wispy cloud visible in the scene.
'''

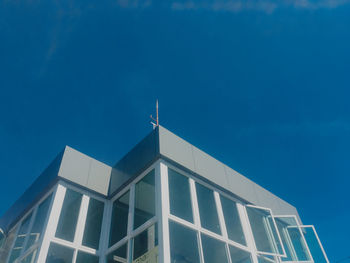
[171,0,350,13]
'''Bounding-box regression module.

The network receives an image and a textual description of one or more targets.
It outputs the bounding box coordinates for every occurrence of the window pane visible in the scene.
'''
[275,217,310,262]
[76,251,99,263]
[107,243,127,263]
[196,183,221,235]
[220,195,246,245]
[169,220,200,263]
[8,213,33,263]
[168,168,193,223]
[258,255,276,263]
[246,206,283,255]
[109,191,130,247]
[20,249,37,263]
[82,198,104,249]
[229,245,252,263]
[133,224,158,262]
[45,242,74,263]
[55,189,82,242]
[134,170,156,229]
[301,226,328,263]
[25,194,53,250]
[201,234,229,263]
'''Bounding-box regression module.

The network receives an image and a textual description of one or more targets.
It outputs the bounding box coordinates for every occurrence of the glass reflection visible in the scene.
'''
[8,213,33,263]
[45,242,74,263]
[201,234,229,263]
[196,183,221,235]
[25,194,52,250]
[169,220,200,263]
[168,168,193,223]
[109,191,130,247]
[55,189,82,242]
[133,224,158,262]
[107,243,127,263]
[82,198,104,249]
[134,170,156,229]
[229,245,252,263]
[220,195,246,245]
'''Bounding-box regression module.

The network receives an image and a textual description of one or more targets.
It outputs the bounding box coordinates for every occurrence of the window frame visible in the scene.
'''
[245,204,287,258]
[161,160,257,263]
[6,187,56,263]
[273,215,313,263]
[105,164,159,263]
[36,181,108,263]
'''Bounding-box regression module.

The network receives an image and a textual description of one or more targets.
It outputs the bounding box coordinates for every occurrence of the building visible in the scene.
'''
[0,126,329,263]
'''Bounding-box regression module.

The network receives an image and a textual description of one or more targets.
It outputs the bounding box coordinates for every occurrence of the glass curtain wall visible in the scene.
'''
[163,164,328,263]
[107,169,157,263]
[5,192,53,263]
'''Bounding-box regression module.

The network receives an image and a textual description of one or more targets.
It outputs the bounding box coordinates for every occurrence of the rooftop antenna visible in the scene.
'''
[150,100,159,129]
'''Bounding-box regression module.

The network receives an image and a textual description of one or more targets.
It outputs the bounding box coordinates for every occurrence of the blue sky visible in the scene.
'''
[0,0,349,261]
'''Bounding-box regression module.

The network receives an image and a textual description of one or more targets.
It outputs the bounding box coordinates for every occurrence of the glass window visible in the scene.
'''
[229,245,252,263]
[201,234,229,263]
[245,206,283,255]
[168,168,193,223]
[25,194,53,250]
[109,191,130,247]
[76,251,99,263]
[196,183,221,235]
[82,198,104,249]
[20,249,37,263]
[132,224,158,262]
[275,217,311,262]
[258,255,276,263]
[55,189,83,242]
[8,213,33,263]
[169,221,200,263]
[107,243,127,263]
[134,170,156,229]
[45,242,74,263]
[300,226,328,263]
[220,195,246,245]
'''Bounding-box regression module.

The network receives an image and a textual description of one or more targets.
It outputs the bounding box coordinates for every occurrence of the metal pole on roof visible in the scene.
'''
[150,100,159,129]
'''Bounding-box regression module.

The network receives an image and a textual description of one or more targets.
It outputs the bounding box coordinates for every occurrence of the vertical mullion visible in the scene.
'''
[127,184,135,263]
[237,204,258,263]
[189,179,201,228]
[72,249,78,263]
[99,200,112,263]
[74,195,90,246]
[226,243,233,263]
[156,162,170,263]
[36,184,66,263]
[189,179,205,263]
[214,192,228,240]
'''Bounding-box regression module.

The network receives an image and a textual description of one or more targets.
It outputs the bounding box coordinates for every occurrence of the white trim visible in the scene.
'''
[156,161,170,263]
[74,195,90,245]
[215,191,228,240]
[98,197,112,263]
[36,184,66,263]
[189,179,201,228]
[238,204,258,263]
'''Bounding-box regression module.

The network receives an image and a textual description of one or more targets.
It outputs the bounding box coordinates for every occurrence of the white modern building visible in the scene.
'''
[0,126,329,263]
